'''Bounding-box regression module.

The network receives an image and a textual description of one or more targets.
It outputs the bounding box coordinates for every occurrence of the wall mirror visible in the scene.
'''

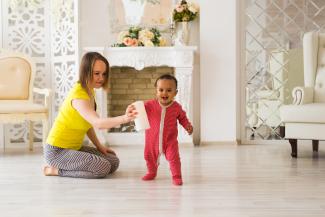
[109,0,174,32]
[244,0,325,141]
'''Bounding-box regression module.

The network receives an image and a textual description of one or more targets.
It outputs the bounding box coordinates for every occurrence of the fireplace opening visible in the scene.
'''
[107,66,174,132]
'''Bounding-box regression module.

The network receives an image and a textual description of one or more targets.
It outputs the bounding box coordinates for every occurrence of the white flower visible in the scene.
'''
[143,40,154,47]
[159,37,167,46]
[188,3,199,14]
[117,31,129,43]
[139,29,154,43]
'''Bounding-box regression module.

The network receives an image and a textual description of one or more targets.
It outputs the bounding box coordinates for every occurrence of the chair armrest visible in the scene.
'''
[292,86,314,105]
[33,87,51,96]
[33,88,52,108]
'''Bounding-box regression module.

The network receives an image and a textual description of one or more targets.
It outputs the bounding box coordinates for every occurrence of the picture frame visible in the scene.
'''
[108,0,174,33]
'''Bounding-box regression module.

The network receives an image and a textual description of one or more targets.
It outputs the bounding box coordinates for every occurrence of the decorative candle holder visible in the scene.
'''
[170,21,176,46]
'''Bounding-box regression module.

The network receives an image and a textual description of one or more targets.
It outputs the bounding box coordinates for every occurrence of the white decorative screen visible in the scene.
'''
[0,0,78,145]
[50,0,79,116]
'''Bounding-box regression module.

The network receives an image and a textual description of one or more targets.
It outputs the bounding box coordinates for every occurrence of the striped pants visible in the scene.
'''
[44,144,120,179]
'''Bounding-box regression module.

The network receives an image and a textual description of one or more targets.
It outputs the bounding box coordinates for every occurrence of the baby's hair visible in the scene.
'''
[154,74,178,89]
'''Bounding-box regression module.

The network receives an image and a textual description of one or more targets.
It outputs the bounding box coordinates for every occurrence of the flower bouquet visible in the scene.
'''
[172,0,199,22]
[113,27,167,47]
[171,0,199,45]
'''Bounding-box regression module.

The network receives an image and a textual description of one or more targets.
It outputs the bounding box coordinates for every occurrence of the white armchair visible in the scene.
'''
[280,31,325,157]
[0,50,51,151]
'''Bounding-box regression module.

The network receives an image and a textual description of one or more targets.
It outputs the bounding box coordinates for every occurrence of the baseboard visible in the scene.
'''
[200,140,239,146]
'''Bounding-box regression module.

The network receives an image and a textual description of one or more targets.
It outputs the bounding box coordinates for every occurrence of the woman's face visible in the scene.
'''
[90,60,107,89]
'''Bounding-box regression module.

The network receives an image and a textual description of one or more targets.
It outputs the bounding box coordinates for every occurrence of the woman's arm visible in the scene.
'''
[86,127,101,148]
[87,127,116,155]
[72,99,137,130]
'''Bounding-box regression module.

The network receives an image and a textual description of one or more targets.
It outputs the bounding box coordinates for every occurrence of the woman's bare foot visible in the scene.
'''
[43,165,59,176]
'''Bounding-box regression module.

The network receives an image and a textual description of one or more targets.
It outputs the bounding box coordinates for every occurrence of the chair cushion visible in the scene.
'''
[0,102,47,113]
[280,103,325,123]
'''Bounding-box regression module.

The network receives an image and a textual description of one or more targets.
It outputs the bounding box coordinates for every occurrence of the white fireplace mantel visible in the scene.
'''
[83,46,197,145]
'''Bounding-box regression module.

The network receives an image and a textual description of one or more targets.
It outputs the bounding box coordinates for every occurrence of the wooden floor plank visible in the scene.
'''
[0,143,325,217]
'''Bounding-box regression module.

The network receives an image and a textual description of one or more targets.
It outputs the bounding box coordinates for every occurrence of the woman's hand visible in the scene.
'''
[124,104,138,123]
[97,144,116,156]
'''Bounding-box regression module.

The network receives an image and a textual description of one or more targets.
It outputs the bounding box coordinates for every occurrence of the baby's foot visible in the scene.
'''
[43,165,59,176]
[172,175,183,186]
[142,173,156,181]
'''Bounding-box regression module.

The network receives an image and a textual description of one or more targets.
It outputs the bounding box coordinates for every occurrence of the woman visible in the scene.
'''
[43,52,137,178]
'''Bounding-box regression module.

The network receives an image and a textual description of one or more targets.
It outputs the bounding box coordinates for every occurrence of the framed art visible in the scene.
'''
[109,0,174,32]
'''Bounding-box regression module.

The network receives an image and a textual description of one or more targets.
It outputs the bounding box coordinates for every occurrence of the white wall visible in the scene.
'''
[80,0,241,145]
[79,0,112,50]
[200,0,239,143]
[79,0,202,145]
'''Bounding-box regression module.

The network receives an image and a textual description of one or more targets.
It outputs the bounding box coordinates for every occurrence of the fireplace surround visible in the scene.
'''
[83,46,197,145]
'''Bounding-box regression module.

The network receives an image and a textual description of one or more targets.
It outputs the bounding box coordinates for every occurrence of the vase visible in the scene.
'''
[174,22,190,46]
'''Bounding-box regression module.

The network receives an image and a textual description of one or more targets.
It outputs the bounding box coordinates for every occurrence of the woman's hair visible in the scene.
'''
[154,74,178,89]
[79,52,110,90]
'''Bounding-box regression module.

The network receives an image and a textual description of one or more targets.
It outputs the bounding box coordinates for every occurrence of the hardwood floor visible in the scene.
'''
[1,143,325,217]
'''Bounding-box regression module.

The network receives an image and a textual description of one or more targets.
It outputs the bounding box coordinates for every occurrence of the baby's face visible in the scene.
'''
[156,79,177,106]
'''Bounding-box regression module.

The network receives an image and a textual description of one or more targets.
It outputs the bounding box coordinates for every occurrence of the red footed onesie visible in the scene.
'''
[144,99,191,182]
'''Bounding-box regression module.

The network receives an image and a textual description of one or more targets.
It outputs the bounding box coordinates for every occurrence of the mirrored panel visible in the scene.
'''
[244,0,325,140]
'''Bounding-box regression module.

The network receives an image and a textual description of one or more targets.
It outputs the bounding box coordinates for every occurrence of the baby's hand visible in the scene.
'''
[186,125,193,135]
[124,104,137,122]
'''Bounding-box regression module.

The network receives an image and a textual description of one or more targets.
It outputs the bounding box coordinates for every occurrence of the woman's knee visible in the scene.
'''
[94,160,111,178]
[109,156,120,174]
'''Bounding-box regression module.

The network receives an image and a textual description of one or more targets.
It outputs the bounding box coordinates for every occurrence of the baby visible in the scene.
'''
[142,74,193,185]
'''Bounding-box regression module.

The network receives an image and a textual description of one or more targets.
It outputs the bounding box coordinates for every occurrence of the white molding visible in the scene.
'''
[0,1,2,149]
[239,0,247,144]
[83,46,197,145]
[84,46,197,70]
[0,0,2,47]
[0,124,4,149]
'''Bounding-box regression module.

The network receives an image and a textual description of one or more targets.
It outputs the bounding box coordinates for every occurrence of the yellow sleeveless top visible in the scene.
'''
[46,83,93,150]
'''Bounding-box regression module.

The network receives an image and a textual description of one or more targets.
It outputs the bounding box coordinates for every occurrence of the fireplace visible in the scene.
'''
[108,66,174,133]
[83,46,197,145]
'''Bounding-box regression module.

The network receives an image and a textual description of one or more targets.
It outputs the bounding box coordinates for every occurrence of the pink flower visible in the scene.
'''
[123,37,138,47]
[130,38,138,47]
[123,37,133,46]
[175,4,184,12]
